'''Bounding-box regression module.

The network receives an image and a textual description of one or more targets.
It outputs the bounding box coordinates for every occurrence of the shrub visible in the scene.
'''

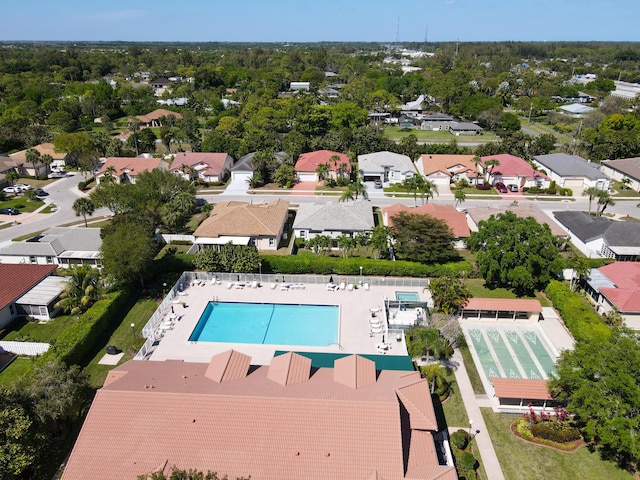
[294,238,306,249]
[450,429,469,450]
[475,183,491,190]
[531,421,582,443]
[457,451,478,471]
[514,418,534,440]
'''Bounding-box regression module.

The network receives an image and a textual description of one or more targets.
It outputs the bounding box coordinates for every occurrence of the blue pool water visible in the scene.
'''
[396,291,420,301]
[189,302,339,347]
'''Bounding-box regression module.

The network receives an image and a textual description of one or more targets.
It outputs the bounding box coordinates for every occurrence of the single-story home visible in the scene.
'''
[95,157,171,185]
[294,150,351,182]
[416,154,482,186]
[0,264,64,327]
[448,122,483,136]
[62,350,456,480]
[381,203,470,248]
[293,202,374,240]
[133,108,182,128]
[230,151,289,183]
[0,227,103,268]
[583,262,640,329]
[460,298,542,323]
[489,377,555,412]
[192,199,289,252]
[170,152,234,183]
[553,211,640,260]
[559,103,595,118]
[358,151,416,185]
[600,157,640,192]
[8,143,66,176]
[532,153,609,196]
[465,204,568,237]
[482,154,550,189]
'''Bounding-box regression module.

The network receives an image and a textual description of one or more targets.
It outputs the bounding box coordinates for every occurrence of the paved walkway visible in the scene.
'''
[451,349,506,480]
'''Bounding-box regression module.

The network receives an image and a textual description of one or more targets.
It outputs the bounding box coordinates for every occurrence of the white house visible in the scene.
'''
[532,153,610,196]
[358,151,416,185]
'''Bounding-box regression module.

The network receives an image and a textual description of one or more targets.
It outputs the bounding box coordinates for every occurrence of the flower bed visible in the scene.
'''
[510,419,586,452]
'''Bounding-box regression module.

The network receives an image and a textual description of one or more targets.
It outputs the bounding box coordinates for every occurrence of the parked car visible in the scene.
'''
[507,184,519,192]
[494,181,506,189]
[35,188,48,196]
[13,183,32,190]
[0,207,20,215]
[373,179,383,189]
[2,186,22,194]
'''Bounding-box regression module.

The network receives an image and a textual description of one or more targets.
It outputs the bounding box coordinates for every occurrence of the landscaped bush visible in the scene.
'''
[456,451,478,471]
[531,420,582,444]
[514,418,534,440]
[261,255,474,278]
[294,238,306,249]
[545,280,610,342]
[475,183,491,190]
[450,429,470,450]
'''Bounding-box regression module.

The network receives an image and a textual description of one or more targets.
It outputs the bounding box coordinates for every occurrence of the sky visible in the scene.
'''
[2,0,639,43]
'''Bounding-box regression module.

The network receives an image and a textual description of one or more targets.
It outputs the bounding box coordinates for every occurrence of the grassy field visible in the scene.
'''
[383,126,499,144]
[465,278,550,307]
[460,344,485,394]
[0,197,44,213]
[1,315,78,343]
[0,357,36,386]
[482,408,634,480]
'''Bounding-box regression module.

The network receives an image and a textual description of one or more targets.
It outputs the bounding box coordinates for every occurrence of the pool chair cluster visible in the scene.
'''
[326,281,369,291]
[369,307,385,335]
[275,283,306,291]
[155,312,181,339]
[225,281,260,289]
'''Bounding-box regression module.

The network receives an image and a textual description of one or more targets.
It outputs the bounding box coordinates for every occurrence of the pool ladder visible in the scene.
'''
[212,296,220,303]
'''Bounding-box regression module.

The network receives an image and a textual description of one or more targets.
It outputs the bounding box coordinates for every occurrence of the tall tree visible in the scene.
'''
[72,197,95,227]
[429,275,471,315]
[454,190,466,207]
[25,148,41,178]
[54,265,103,314]
[418,179,438,205]
[583,186,601,214]
[391,212,459,264]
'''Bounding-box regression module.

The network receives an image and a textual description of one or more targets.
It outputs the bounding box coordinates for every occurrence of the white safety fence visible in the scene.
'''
[0,341,50,356]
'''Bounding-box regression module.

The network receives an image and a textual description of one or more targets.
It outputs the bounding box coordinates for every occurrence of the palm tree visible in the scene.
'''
[338,162,350,181]
[54,266,104,315]
[454,190,466,208]
[73,198,96,227]
[40,154,54,174]
[336,234,354,258]
[316,163,330,182]
[353,177,368,200]
[246,171,264,188]
[567,255,591,291]
[483,158,500,183]
[100,165,117,184]
[421,362,450,396]
[471,155,482,185]
[419,179,438,205]
[25,148,41,178]
[339,183,356,202]
[596,190,615,216]
[583,186,601,214]
[5,170,19,186]
[403,176,421,206]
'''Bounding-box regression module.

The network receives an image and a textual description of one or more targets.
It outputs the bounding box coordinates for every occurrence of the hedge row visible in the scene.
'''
[37,289,133,367]
[530,421,582,444]
[261,255,474,278]
[544,280,610,343]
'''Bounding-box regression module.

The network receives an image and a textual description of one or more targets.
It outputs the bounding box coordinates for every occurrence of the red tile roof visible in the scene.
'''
[417,154,480,179]
[63,353,454,480]
[490,377,552,401]
[194,199,289,238]
[463,298,542,313]
[294,150,351,173]
[481,154,549,180]
[135,108,182,123]
[381,203,470,238]
[0,264,57,311]
[267,352,311,386]
[599,288,640,312]
[170,152,232,176]
[594,263,640,312]
[97,157,168,177]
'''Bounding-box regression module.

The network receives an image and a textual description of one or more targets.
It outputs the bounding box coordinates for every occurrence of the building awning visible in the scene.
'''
[490,377,552,401]
[15,276,69,306]
[195,236,251,245]
[462,298,542,313]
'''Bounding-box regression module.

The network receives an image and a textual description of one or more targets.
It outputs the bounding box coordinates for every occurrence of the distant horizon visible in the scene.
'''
[2,0,639,43]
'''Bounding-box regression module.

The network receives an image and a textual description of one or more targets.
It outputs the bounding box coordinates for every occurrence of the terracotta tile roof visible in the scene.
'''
[97,157,168,177]
[295,150,351,173]
[417,154,479,179]
[598,262,640,289]
[490,377,552,401]
[205,349,251,383]
[465,204,568,237]
[334,354,377,389]
[9,142,66,161]
[170,152,232,176]
[63,352,450,480]
[0,264,57,311]
[599,288,640,312]
[463,298,542,313]
[135,108,182,123]
[395,376,438,431]
[267,352,311,386]
[381,203,470,238]
[194,199,289,238]
[481,154,549,180]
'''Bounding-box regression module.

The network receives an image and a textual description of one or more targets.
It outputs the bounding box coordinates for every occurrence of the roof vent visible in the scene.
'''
[324,452,331,457]
[294,451,300,456]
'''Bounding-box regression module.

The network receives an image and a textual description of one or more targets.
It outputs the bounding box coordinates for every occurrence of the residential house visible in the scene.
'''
[559,103,595,118]
[133,108,182,128]
[482,154,550,189]
[400,94,426,113]
[466,205,568,237]
[0,227,103,268]
[170,152,234,183]
[532,153,609,195]
[601,157,640,192]
[584,262,640,329]
[231,151,289,183]
[95,157,170,185]
[489,377,555,412]
[553,210,640,260]
[293,202,374,241]
[416,154,482,187]
[318,87,340,99]
[8,143,66,177]
[294,150,351,182]
[358,151,416,185]
[0,264,64,327]
[381,203,470,248]
[448,122,483,136]
[62,350,456,480]
[192,199,289,252]
[290,81,310,91]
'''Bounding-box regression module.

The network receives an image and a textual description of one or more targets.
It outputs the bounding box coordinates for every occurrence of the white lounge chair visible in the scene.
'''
[370,326,383,334]
[364,282,370,291]
[347,284,354,291]
[339,282,346,290]
[226,282,233,289]
[251,281,258,288]
[270,283,278,290]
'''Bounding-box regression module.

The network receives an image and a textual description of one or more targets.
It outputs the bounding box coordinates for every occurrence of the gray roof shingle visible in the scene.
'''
[293,202,374,232]
[533,153,608,180]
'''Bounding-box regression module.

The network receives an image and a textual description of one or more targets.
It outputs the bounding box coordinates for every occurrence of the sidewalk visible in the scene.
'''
[451,349,506,480]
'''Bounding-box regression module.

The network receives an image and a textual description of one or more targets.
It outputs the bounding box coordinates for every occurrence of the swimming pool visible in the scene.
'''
[396,291,420,301]
[189,302,339,347]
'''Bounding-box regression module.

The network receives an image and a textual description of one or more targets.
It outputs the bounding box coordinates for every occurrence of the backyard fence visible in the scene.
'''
[0,341,50,356]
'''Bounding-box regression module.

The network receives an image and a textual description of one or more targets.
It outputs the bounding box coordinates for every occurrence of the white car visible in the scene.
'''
[3,186,22,194]
[13,184,32,190]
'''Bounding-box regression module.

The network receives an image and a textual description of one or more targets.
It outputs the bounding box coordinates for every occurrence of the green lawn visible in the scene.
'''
[610,181,640,198]
[383,126,499,144]
[1,315,78,343]
[460,344,485,395]
[465,278,551,307]
[482,408,633,480]
[83,297,159,388]
[440,369,469,428]
[0,357,36,386]
[0,197,44,213]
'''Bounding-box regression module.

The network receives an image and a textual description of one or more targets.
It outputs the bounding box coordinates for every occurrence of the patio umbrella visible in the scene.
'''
[329,275,334,284]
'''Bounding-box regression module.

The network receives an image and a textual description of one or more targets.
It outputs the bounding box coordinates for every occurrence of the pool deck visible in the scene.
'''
[147,282,413,365]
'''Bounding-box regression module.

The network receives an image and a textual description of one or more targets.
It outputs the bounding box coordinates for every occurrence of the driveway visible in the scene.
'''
[221,177,249,195]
